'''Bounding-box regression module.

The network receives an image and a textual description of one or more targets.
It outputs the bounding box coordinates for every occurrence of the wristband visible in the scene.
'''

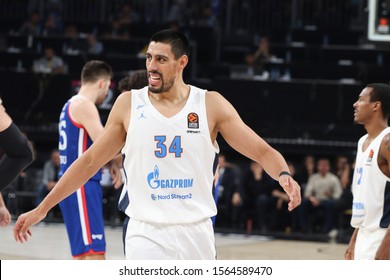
[279,171,291,177]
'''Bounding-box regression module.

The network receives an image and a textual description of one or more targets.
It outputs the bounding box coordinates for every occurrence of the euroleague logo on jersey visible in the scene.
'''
[187,112,199,129]
[366,149,374,165]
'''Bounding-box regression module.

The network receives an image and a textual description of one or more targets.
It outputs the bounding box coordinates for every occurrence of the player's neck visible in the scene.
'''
[365,120,388,139]
[77,86,97,103]
[150,83,190,103]
[148,83,191,118]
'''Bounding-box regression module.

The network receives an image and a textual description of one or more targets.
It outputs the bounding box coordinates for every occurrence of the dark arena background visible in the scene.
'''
[1,0,390,259]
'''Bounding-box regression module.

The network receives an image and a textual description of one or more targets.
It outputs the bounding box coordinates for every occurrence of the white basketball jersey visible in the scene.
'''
[351,127,390,230]
[119,85,218,224]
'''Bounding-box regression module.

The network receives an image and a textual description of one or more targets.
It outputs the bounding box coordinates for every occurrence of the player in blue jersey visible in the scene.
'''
[50,61,122,259]
[0,98,34,226]
[14,30,301,260]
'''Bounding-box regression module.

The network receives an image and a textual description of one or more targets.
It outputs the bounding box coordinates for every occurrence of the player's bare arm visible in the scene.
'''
[0,193,11,226]
[13,93,130,242]
[101,91,132,187]
[206,91,301,210]
[110,91,132,134]
[0,101,34,191]
[375,227,390,259]
[375,133,390,259]
[345,228,359,260]
[378,133,390,177]
[0,104,12,131]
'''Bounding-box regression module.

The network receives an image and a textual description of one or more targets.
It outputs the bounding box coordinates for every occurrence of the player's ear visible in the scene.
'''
[98,79,106,89]
[372,101,381,111]
[178,55,188,69]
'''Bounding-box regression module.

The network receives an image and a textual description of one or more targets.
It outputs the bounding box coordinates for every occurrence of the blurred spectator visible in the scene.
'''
[116,2,141,26]
[166,0,189,27]
[300,158,343,234]
[87,33,104,56]
[292,155,316,232]
[214,152,242,229]
[63,24,88,54]
[64,24,78,38]
[196,1,218,27]
[27,0,63,16]
[333,155,353,190]
[19,11,42,36]
[35,149,60,206]
[240,160,276,233]
[42,12,64,36]
[142,0,162,24]
[46,0,63,14]
[332,155,354,232]
[295,154,316,191]
[245,36,272,76]
[102,17,130,39]
[33,45,66,74]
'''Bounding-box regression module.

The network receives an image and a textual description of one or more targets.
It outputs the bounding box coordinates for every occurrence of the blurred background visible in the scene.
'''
[0,0,389,243]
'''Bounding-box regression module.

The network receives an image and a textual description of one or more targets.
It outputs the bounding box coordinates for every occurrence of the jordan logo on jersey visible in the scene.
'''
[136,103,146,119]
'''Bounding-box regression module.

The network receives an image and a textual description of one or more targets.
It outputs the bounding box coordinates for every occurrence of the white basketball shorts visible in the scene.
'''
[124,218,216,260]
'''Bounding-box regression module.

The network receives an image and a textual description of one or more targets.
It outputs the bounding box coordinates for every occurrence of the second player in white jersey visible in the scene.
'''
[351,127,390,231]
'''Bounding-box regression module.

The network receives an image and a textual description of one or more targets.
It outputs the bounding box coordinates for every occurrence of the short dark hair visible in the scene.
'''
[149,29,190,59]
[81,60,113,84]
[367,83,390,118]
[118,69,148,92]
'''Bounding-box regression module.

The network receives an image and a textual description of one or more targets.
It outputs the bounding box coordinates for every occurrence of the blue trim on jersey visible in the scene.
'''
[122,216,129,256]
[211,153,219,225]
[118,190,129,213]
[380,181,390,228]
[118,153,129,213]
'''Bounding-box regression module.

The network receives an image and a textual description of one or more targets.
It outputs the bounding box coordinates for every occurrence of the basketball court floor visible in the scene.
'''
[0,222,348,260]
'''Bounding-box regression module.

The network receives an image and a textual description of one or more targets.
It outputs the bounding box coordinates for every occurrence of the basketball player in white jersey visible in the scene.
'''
[13,29,301,260]
[346,83,390,260]
[0,98,34,226]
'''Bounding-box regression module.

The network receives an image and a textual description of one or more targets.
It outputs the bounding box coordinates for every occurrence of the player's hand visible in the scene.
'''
[344,247,354,260]
[278,175,301,211]
[13,208,46,243]
[0,206,11,226]
[109,163,122,189]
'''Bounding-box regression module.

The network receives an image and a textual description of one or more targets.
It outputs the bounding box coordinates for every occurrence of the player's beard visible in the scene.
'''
[149,72,175,94]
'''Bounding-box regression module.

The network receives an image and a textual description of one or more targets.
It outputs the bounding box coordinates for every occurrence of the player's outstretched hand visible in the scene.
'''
[278,175,301,211]
[13,208,46,243]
